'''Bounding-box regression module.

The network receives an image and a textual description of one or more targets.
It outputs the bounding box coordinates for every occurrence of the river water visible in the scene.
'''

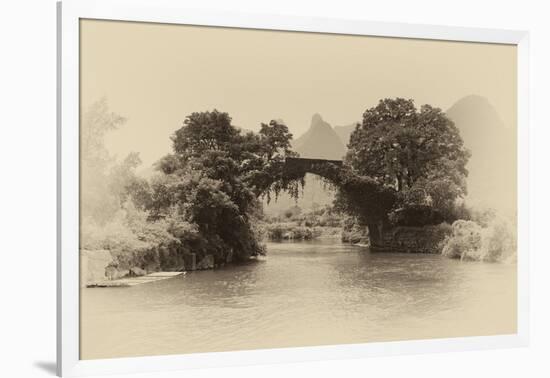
[80,240,517,360]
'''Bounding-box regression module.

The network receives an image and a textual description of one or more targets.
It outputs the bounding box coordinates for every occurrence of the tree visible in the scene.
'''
[258,120,294,160]
[334,98,470,246]
[243,120,301,200]
[81,98,126,168]
[172,110,238,156]
[150,110,302,263]
[80,98,131,223]
[80,100,181,270]
[345,98,469,218]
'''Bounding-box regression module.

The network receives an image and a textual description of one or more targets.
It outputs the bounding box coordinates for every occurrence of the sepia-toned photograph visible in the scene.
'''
[79,19,517,360]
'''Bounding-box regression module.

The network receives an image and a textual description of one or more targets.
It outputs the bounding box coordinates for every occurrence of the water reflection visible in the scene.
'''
[80,240,516,359]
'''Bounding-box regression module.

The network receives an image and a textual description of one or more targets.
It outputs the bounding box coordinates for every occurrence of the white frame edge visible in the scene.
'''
[57,0,530,376]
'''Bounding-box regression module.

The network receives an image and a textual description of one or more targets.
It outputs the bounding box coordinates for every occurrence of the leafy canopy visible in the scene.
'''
[150,110,303,262]
[343,98,470,223]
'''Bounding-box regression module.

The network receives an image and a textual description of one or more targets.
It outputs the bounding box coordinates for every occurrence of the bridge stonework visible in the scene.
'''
[282,157,447,254]
[283,157,344,184]
[369,225,451,254]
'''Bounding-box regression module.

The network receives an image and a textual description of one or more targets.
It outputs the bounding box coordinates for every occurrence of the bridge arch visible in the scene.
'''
[283,157,344,185]
[282,157,399,249]
[281,157,449,254]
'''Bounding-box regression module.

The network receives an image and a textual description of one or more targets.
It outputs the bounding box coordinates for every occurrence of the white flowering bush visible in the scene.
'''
[441,214,516,262]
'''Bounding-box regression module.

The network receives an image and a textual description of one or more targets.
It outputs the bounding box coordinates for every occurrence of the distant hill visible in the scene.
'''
[446,95,516,215]
[333,122,358,147]
[292,113,346,160]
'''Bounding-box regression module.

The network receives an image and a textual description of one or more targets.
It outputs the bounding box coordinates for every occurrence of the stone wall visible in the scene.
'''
[80,249,222,286]
[370,224,452,254]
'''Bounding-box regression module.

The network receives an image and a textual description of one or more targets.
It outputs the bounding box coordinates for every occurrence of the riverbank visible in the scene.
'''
[81,213,517,288]
[263,222,341,241]
[87,271,184,287]
[80,248,217,288]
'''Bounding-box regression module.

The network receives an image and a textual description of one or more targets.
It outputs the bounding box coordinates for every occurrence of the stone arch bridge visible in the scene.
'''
[282,157,395,208]
[282,157,448,254]
[283,157,397,245]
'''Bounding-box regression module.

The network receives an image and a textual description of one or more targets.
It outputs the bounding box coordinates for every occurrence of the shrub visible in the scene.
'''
[264,222,321,241]
[340,216,368,244]
[441,215,516,262]
[80,201,204,272]
[266,223,285,240]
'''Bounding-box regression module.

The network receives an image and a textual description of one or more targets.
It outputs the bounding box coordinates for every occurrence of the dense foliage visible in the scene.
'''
[338,98,470,227]
[148,110,302,263]
[81,103,306,270]
[81,98,478,271]
[441,216,516,262]
[262,204,343,241]
[80,100,191,272]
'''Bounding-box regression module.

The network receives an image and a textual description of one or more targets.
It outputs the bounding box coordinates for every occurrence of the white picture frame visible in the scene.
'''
[57,0,530,376]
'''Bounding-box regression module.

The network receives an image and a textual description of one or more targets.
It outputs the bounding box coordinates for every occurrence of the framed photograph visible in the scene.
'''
[57,0,529,376]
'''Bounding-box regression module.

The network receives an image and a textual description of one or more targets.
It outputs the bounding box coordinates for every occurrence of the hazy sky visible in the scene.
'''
[80,19,517,167]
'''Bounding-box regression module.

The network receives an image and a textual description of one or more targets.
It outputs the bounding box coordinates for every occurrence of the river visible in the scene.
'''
[80,240,517,360]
